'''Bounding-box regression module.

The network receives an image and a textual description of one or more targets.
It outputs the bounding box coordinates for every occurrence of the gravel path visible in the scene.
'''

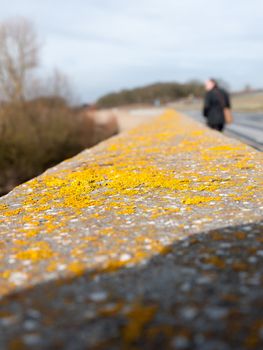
[0,109,262,349]
[103,107,164,132]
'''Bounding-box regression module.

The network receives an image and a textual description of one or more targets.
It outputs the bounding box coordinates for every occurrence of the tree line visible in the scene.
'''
[96,81,205,108]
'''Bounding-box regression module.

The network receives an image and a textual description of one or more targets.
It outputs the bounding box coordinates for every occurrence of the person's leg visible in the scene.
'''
[208,124,224,132]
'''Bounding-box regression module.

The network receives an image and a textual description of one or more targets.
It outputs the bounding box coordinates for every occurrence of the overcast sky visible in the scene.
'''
[0,0,262,101]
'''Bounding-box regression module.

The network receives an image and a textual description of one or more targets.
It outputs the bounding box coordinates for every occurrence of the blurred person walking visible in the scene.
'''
[203,78,232,131]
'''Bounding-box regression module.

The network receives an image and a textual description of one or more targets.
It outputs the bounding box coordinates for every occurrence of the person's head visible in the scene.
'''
[205,78,218,91]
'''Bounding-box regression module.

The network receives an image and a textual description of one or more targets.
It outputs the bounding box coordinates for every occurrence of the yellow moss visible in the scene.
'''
[23,230,39,238]
[209,145,243,152]
[211,231,225,241]
[234,231,246,240]
[8,338,28,350]
[67,262,86,276]
[203,256,226,269]
[117,206,135,215]
[46,261,59,272]
[16,242,53,261]
[123,303,157,343]
[13,239,28,245]
[232,261,248,271]
[182,196,221,205]
[0,204,8,211]
[107,144,118,152]
[103,259,132,273]
[3,208,22,216]
[236,162,255,170]
[1,270,11,279]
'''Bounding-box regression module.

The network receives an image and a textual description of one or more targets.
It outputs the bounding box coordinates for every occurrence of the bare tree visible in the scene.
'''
[0,17,39,102]
[25,68,77,105]
[46,68,75,103]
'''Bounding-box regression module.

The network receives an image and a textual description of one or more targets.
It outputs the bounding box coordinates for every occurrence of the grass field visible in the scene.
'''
[232,91,263,112]
[167,91,263,113]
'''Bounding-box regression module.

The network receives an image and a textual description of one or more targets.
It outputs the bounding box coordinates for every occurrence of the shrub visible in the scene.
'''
[0,98,118,195]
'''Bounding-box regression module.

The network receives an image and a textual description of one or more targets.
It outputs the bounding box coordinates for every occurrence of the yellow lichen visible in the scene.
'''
[182,196,221,205]
[0,108,262,298]
[16,242,54,261]
[123,303,157,343]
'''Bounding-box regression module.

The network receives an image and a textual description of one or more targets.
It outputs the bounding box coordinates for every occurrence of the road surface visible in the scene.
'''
[185,110,263,151]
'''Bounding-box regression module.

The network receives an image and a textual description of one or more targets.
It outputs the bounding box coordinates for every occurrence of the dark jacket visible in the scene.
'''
[203,87,231,126]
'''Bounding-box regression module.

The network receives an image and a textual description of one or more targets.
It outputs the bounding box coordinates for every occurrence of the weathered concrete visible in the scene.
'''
[0,109,262,349]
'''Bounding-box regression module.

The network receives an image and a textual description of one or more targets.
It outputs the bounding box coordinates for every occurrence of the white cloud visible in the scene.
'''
[0,0,262,100]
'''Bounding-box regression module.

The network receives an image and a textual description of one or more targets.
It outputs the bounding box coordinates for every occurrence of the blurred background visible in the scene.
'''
[0,0,262,195]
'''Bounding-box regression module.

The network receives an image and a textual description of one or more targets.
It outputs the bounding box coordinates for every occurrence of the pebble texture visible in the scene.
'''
[0,109,262,349]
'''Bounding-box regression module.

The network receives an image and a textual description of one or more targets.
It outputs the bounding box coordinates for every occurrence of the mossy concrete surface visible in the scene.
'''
[0,109,262,349]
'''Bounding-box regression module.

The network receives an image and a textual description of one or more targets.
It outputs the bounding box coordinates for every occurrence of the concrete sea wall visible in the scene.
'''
[0,110,262,349]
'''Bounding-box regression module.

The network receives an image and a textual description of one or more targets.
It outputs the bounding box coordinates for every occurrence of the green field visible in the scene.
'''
[167,91,263,113]
[232,92,263,112]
